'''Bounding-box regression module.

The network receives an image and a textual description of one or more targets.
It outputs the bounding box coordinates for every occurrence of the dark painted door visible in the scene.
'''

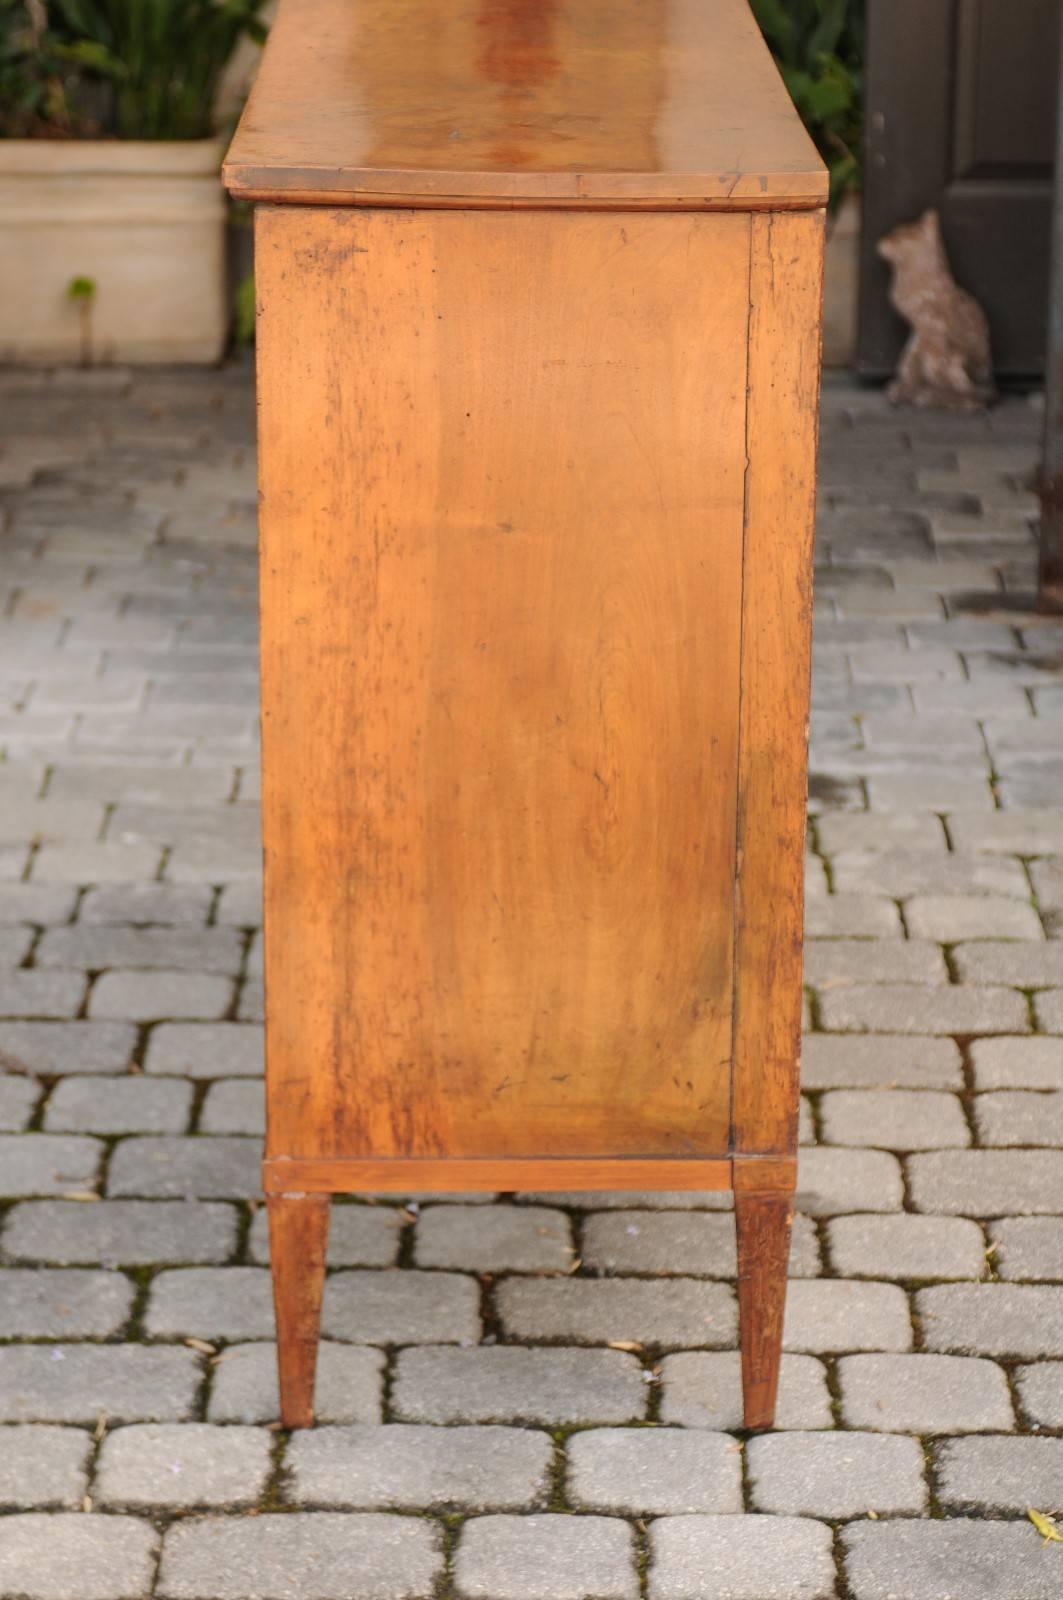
[859,0,1060,378]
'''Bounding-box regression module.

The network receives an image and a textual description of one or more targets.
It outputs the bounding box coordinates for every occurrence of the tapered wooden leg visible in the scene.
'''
[735,1187,793,1431]
[267,1192,331,1428]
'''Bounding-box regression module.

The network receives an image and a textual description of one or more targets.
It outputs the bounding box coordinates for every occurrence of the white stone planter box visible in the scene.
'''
[0,139,227,366]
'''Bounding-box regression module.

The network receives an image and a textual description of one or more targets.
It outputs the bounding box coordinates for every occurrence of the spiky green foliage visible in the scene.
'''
[750,0,864,207]
[1,0,266,139]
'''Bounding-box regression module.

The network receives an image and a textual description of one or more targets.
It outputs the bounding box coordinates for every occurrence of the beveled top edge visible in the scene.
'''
[224,0,827,209]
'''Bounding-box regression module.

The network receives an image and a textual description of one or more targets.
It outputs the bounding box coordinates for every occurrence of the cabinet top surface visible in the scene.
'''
[223,0,826,208]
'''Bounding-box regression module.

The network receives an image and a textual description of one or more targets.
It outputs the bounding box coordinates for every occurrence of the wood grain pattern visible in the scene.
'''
[263,1156,796,1194]
[256,203,750,1165]
[223,0,826,208]
[263,1157,738,1194]
[735,1186,794,1429]
[730,209,824,1157]
[266,1194,331,1427]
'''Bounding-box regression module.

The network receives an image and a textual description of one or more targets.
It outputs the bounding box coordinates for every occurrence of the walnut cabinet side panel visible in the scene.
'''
[254,204,762,1165]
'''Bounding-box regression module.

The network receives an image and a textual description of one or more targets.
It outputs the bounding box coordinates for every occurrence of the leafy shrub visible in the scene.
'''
[751,0,864,206]
[1,0,266,138]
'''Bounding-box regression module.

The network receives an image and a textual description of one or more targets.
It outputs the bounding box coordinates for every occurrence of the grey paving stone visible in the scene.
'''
[800,1034,963,1090]
[970,1035,1063,1088]
[2,1199,238,1266]
[0,1133,102,1196]
[819,1089,970,1150]
[1036,990,1063,1031]
[496,1275,736,1349]
[566,1428,743,1515]
[842,1520,1062,1600]
[107,1135,259,1199]
[392,1346,647,1425]
[0,1072,39,1129]
[455,1514,637,1600]
[199,1078,264,1134]
[0,1021,135,1076]
[819,983,1029,1035]
[950,809,1063,854]
[649,1515,835,1600]
[907,1150,1063,1215]
[37,925,243,973]
[935,1434,1063,1512]
[783,1280,912,1353]
[0,969,86,1019]
[804,894,904,938]
[0,1426,91,1508]
[208,1341,384,1424]
[838,1353,1014,1433]
[237,978,263,1021]
[851,652,965,689]
[145,1022,263,1078]
[46,763,232,807]
[145,1266,274,1340]
[44,1074,193,1134]
[917,1283,1063,1358]
[0,1267,133,1337]
[748,1431,927,1517]
[989,1217,1063,1281]
[32,840,163,884]
[96,1422,272,1508]
[249,1203,404,1268]
[1030,856,1063,917]
[954,941,1063,986]
[1014,1360,1063,1426]
[581,1209,819,1279]
[974,1090,1063,1146]
[904,895,1044,941]
[321,1268,481,1346]
[89,969,232,1021]
[816,812,948,856]
[79,883,213,925]
[1006,715,1063,752]
[0,1344,201,1423]
[0,884,77,925]
[0,1513,158,1600]
[795,1148,904,1215]
[804,939,948,987]
[659,1352,832,1431]
[287,1423,552,1510]
[0,793,104,844]
[108,802,257,850]
[0,925,34,965]
[832,849,1026,899]
[413,1204,574,1272]
[166,838,263,884]
[827,1215,986,1282]
[216,883,262,926]
[158,1513,442,1600]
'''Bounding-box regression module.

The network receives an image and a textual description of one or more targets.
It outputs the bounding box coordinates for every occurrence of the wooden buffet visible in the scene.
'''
[224,0,826,1432]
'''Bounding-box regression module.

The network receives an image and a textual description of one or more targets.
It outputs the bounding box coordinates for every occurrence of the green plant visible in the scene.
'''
[233,269,255,345]
[67,273,96,364]
[1,0,266,139]
[0,0,95,134]
[750,0,864,207]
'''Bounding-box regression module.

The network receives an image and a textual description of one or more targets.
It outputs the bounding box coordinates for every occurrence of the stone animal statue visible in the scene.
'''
[877,208,995,412]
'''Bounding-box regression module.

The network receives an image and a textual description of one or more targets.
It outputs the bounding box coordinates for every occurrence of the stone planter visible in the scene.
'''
[0,139,227,365]
[822,191,860,368]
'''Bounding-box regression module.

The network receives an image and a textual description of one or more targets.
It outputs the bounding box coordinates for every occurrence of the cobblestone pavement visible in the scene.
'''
[0,364,1062,1599]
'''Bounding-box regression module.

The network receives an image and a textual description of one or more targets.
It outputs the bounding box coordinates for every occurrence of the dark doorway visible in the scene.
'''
[859,0,1059,379]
